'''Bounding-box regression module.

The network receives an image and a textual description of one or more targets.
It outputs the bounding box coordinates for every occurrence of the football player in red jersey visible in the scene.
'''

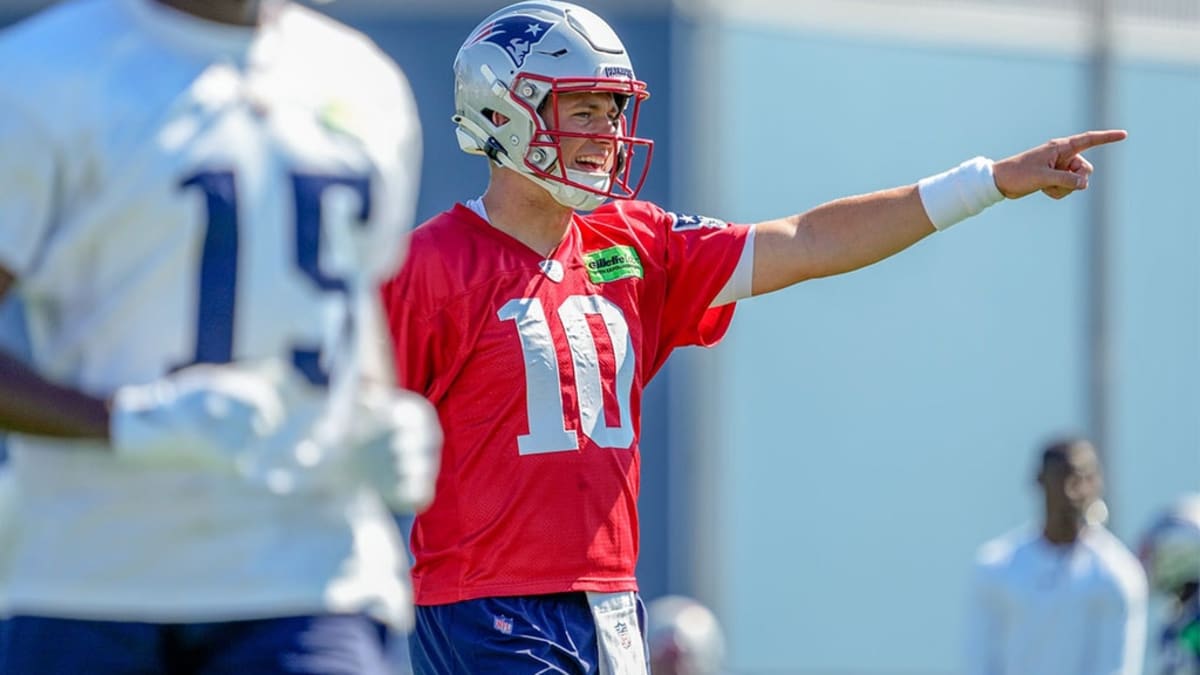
[380,1,1127,672]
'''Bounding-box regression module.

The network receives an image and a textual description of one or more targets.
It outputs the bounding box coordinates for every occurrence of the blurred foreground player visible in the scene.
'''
[381,2,1129,672]
[0,0,438,672]
[1140,495,1200,674]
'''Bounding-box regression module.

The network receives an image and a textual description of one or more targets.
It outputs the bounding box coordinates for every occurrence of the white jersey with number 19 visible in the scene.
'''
[0,0,421,624]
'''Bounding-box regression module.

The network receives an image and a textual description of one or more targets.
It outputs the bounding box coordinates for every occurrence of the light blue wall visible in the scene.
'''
[1109,60,1200,547]
[685,23,1200,675]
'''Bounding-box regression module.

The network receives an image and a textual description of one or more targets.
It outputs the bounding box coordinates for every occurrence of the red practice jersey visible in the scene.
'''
[382,200,749,605]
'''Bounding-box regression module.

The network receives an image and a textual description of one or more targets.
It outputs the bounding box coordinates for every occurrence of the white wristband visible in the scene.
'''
[917,156,1005,231]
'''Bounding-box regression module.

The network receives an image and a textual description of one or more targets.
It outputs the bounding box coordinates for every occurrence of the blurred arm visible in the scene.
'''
[0,267,110,440]
[1091,569,1148,675]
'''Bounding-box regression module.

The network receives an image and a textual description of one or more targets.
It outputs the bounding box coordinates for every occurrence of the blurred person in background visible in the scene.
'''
[381,1,1128,672]
[965,438,1147,675]
[0,0,439,672]
[646,595,726,675]
[1139,494,1200,674]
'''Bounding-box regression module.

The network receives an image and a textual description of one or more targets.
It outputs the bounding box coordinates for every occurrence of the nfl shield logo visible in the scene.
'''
[493,615,514,635]
[615,620,632,650]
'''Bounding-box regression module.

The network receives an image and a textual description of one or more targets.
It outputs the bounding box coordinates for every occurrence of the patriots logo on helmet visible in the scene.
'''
[467,15,556,68]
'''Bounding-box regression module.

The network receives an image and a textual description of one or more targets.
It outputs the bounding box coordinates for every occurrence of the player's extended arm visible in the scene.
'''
[748,130,1128,296]
[0,353,110,440]
[0,266,109,439]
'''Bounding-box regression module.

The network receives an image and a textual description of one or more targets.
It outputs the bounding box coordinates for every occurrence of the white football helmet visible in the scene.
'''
[1139,495,1200,595]
[453,1,653,211]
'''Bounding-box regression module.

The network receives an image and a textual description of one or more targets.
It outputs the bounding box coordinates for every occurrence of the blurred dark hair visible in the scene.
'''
[1040,437,1096,471]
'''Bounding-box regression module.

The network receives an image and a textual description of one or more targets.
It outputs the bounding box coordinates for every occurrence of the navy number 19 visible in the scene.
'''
[179,170,371,386]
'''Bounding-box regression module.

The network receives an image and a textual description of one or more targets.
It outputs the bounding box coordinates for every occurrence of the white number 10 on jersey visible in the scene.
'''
[498,295,635,454]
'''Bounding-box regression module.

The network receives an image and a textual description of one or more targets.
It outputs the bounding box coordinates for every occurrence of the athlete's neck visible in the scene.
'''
[152,0,264,27]
[1042,514,1084,545]
[482,169,574,258]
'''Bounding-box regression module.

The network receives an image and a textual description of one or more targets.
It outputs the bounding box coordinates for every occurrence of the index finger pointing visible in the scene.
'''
[1067,129,1129,152]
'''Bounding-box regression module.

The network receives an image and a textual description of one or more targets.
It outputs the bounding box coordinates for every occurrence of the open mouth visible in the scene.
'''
[574,154,609,173]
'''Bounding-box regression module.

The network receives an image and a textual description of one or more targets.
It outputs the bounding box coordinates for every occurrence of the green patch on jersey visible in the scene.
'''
[318,101,367,143]
[583,245,643,284]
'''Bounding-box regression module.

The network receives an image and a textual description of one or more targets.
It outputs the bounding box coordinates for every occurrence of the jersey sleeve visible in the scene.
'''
[635,203,750,366]
[1089,548,1148,675]
[0,95,57,279]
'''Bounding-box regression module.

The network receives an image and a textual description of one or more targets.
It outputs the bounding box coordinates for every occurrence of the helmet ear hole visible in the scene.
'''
[483,108,510,128]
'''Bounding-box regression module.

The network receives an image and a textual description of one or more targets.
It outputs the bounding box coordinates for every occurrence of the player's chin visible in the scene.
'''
[1067,505,1091,521]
